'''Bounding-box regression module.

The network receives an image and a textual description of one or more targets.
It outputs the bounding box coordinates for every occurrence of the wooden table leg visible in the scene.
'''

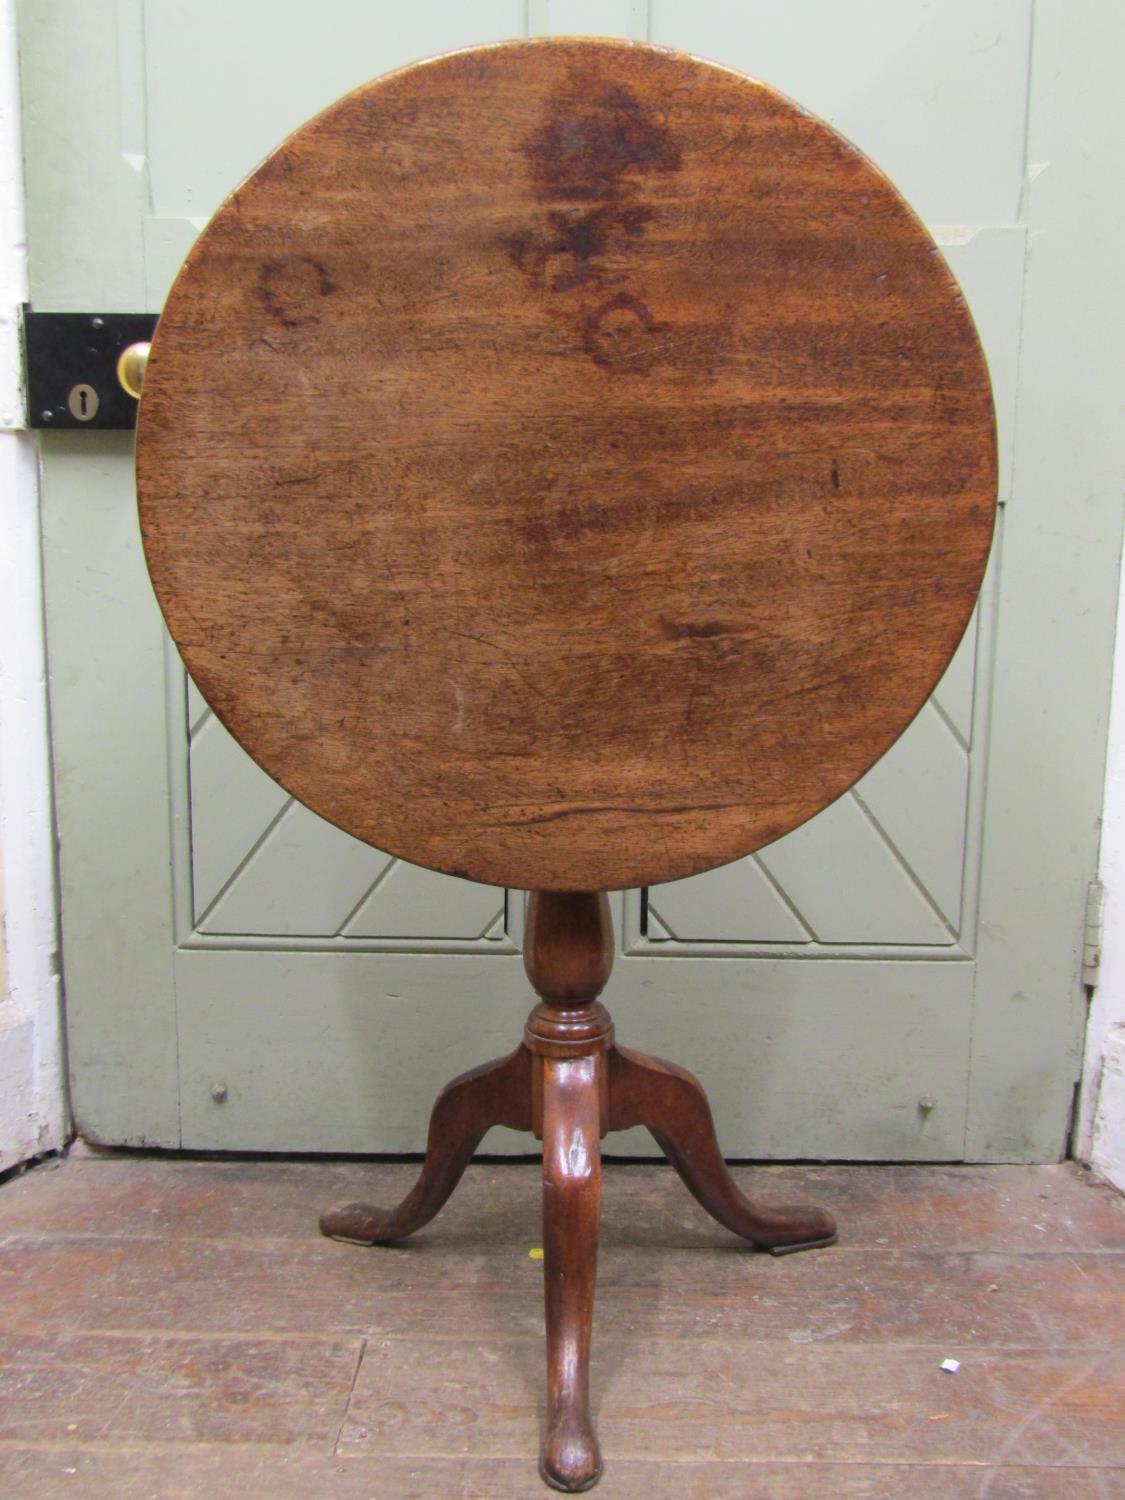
[319,1045,532,1244]
[522,890,614,1490]
[540,1052,603,1493]
[608,1044,837,1253]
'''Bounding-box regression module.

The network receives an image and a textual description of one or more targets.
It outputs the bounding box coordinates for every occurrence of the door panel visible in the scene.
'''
[174,948,974,1158]
[143,0,529,224]
[649,0,1032,225]
[23,0,1121,1160]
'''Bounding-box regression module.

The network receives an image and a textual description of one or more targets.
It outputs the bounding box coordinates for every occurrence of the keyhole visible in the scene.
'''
[67,383,100,422]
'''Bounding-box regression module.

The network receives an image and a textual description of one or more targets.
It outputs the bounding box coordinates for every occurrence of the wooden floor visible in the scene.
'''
[0,1154,1122,1498]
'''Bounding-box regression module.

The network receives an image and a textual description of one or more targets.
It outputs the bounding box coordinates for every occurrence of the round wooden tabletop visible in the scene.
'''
[136,38,996,893]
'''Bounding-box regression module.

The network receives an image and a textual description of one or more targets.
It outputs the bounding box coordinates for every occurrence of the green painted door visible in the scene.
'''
[22,0,1123,1159]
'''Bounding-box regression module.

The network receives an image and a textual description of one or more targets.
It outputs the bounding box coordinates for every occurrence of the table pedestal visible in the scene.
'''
[321,892,837,1492]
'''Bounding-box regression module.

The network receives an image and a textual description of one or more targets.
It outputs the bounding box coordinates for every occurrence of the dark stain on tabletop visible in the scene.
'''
[505,201,654,294]
[660,617,745,642]
[522,81,681,202]
[505,78,682,369]
[257,255,337,329]
[583,292,660,372]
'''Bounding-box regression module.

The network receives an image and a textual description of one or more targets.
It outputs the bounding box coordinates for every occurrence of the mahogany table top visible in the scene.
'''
[136,38,996,892]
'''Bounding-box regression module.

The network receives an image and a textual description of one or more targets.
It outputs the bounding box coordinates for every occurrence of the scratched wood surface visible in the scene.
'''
[0,1157,1121,1497]
[136,38,996,891]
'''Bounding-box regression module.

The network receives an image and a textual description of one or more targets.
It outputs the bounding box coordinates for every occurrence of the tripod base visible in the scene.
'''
[320,895,836,1491]
[321,1035,836,1492]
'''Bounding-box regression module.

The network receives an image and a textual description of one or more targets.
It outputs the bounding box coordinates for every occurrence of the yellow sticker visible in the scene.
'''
[528,1247,544,1260]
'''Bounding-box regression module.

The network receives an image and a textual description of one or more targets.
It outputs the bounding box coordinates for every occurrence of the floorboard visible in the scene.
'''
[0,1156,1121,1497]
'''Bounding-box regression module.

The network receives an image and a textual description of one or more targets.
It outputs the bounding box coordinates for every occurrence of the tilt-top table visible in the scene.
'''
[134,37,996,1492]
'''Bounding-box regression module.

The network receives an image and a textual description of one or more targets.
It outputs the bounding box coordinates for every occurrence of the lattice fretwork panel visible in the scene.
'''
[186,685,505,944]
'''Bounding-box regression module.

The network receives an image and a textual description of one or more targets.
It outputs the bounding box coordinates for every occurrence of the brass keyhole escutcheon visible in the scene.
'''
[67,383,99,421]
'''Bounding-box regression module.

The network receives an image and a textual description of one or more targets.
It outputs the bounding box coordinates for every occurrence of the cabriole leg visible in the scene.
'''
[320,1045,532,1244]
[608,1044,836,1254]
[540,1053,604,1493]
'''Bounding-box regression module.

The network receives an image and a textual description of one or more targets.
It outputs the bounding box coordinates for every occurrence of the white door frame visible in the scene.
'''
[0,0,65,1172]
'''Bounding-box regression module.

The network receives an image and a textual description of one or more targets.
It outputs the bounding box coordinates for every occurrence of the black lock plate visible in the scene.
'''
[23,310,159,430]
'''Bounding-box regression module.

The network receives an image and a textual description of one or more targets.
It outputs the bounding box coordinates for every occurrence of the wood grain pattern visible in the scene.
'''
[136,38,996,891]
[6,1158,1124,1252]
[1,1156,1123,1498]
[6,1230,1122,1349]
[0,1331,362,1446]
[339,1339,1125,1468]
[0,1452,1119,1500]
[541,1056,604,1491]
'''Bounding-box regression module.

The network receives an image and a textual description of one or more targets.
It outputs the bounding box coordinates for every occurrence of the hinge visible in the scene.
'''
[1082,879,1105,988]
